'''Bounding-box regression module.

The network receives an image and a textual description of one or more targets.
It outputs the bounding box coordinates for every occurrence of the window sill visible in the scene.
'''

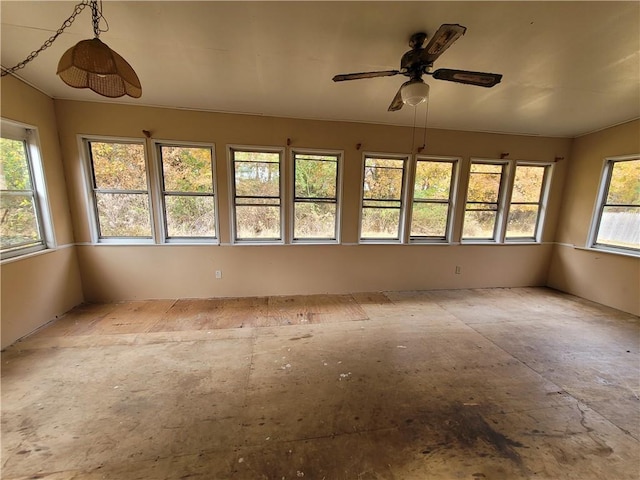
[575,245,640,259]
[358,239,403,245]
[461,240,543,246]
[291,240,340,246]
[231,240,286,246]
[0,243,75,264]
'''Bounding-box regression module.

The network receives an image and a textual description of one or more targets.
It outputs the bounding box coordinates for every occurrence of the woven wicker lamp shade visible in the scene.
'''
[57,38,141,98]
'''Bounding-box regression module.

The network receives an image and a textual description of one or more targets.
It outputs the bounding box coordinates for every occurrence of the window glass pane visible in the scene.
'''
[511,166,545,203]
[161,146,213,193]
[235,205,280,239]
[294,202,336,239]
[234,160,280,197]
[506,204,539,238]
[410,203,449,237]
[607,160,640,205]
[414,161,452,201]
[90,142,146,190]
[165,195,215,237]
[363,160,404,200]
[596,206,640,249]
[234,151,279,163]
[361,208,401,239]
[467,164,502,202]
[0,138,32,190]
[96,193,151,237]
[463,210,497,239]
[295,156,337,199]
[0,194,40,248]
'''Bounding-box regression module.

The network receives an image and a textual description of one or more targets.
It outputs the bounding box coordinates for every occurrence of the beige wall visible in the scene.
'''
[548,120,640,315]
[76,243,554,302]
[3,74,636,349]
[2,76,635,348]
[53,100,571,302]
[0,76,84,349]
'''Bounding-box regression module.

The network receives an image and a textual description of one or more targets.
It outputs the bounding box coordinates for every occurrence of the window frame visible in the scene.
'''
[359,152,410,244]
[290,148,343,244]
[1,119,55,260]
[407,155,460,244]
[504,162,553,243]
[588,154,639,256]
[81,135,154,244]
[462,159,510,243]
[152,140,219,244]
[462,158,553,244]
[228,145,285,244]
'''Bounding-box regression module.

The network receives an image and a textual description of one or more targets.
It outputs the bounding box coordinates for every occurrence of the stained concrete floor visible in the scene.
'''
[1,287,639,480]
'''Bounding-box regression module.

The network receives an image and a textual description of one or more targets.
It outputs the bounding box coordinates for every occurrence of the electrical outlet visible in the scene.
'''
[455,266,462,275]
[215,270,222,279]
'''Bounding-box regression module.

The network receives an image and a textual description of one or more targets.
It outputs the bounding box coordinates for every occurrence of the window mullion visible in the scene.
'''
[496,162,513,243]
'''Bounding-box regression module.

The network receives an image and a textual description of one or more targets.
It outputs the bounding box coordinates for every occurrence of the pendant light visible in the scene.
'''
[57,1,141,98]
[1,1,141,99]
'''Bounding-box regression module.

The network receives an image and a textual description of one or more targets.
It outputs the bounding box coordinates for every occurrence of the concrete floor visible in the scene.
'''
[1,287,638,479]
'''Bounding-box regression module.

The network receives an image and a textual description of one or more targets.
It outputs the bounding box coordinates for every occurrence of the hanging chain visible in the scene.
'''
[1,0,93,77]
[91,0,109,38]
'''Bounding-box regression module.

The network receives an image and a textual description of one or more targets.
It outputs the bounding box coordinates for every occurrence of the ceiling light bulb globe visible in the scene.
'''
[401,81,430,106]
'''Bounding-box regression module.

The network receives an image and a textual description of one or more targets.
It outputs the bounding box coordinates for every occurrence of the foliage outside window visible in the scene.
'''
[410,157,457,241]
[231,148,283,242]
[293,151,340,241]
[87,140,152,239]
[505,164,549,240]
[361,155,407,241]
[158,144,216,239]
[0,130,46,258]
[591,157,639,253]
[463,162,506,240]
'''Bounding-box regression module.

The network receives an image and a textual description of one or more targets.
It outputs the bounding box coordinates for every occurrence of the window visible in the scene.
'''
[85,139,152,240]
[230,147,283,242]
[409,157,458,242]
[463,161,507,240]
[463,160,552,243]
[505,164,550,240]
[292,150,341,241]
[360,154,408,241]
[590,156,639,253]
[157,143,217,240]
[1,121,52,259]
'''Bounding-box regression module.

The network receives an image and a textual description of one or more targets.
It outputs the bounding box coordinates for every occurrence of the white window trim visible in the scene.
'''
[461,158,510,244]
[504,161,554,244]
[152,139,220,245]
[1,119,56,260]
[587,154,640,256]
[289,147,343,245]
[407,155,461,244]
[227,144,286,245]
[358,151,410,244]
[80,135,155,244]
[462,158,552,245]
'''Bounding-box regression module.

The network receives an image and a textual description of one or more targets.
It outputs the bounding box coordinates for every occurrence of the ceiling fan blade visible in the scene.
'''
[431,68,503,87]
[332,70,400,82]
[387,83,407,112]
[422,24,466,63]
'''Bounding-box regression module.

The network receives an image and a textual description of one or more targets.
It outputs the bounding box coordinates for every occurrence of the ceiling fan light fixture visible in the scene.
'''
[401,80,430,106]
[57,38,142,98]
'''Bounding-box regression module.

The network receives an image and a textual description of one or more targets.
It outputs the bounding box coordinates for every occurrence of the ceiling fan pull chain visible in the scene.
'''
[1,0,90,77]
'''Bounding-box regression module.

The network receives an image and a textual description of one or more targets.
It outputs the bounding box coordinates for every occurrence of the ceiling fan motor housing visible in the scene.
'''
[400,49,431,79]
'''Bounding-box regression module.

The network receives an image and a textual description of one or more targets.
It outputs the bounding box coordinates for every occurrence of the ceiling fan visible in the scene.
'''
[332,24,503,112]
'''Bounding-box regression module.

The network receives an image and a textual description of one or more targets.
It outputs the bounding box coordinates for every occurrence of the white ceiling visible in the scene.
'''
[1,1,639,137]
